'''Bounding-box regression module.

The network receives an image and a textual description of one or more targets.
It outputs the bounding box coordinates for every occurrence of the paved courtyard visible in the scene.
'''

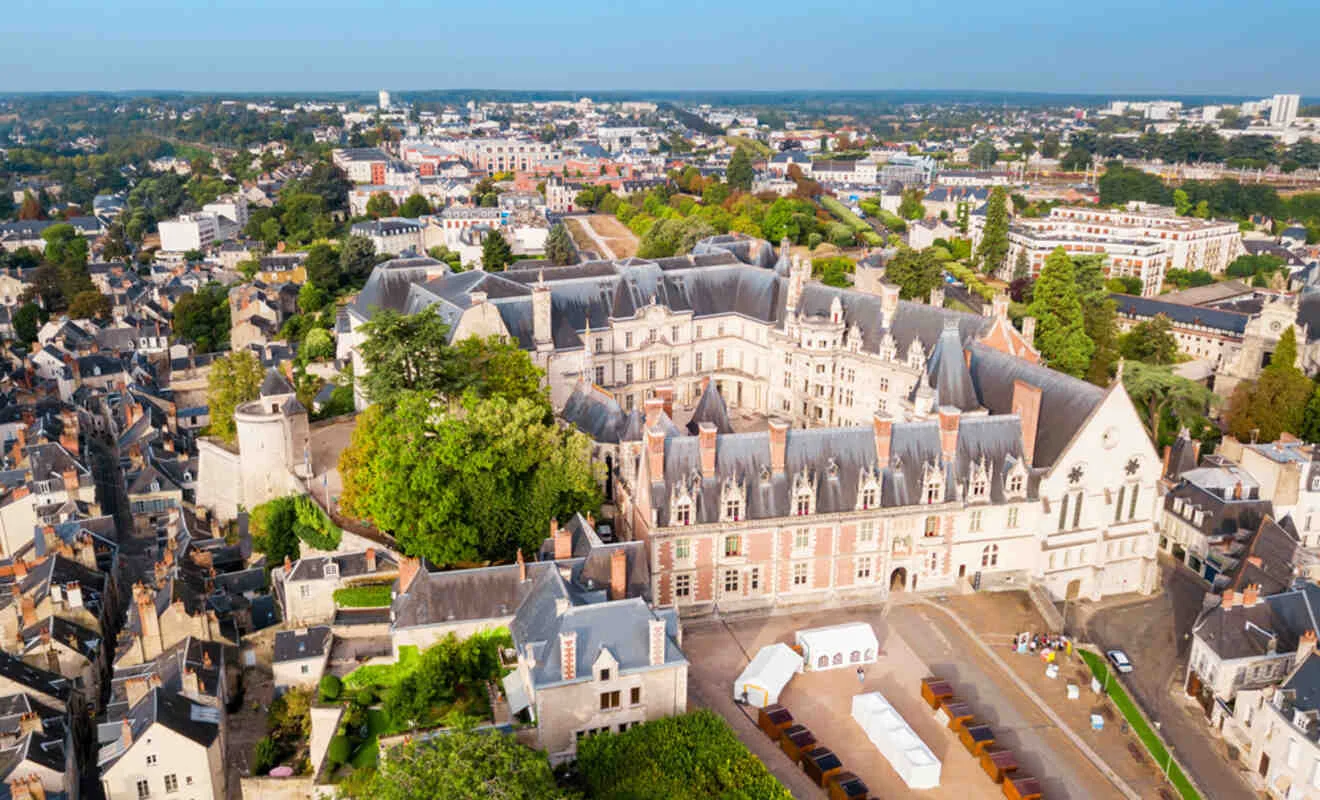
[682,596,1164,800]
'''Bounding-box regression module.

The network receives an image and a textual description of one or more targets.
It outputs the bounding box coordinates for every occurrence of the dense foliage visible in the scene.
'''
[1027,247,1093,378]
[362,728,563,800]
[250,494,343,567]
[205,350,263,443]
[577,709,793,800]
[1227,326,1312,443]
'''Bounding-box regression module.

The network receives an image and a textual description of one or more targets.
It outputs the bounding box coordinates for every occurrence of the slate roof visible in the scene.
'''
[686,380,734,435]
[258,368,293,398]
[1193,583,1320,661]
[1110,293,1250,335]
[391,562,557,630]
[0,652,70,704]
[274,626,332,662]
[98,688,219,769]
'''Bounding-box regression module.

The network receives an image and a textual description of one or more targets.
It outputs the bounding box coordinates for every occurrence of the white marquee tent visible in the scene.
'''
[852,691,941,789]
[733,643,804,708]
[795,622,879,672]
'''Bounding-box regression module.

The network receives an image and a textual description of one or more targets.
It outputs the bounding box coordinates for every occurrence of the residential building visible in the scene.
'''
[157,215,220,254]
[272,627,333,690]
[349,217,424,256]
[273,550,397,627]
[97,688,223,800]
[1271,94,1301,128]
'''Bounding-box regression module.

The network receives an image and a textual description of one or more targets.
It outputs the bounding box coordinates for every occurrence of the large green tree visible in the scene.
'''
[13,303,41,345]
[398,193,432,218]
[726,147,754,192]
[339,235,378,287]
[172,283,231,353]
[365,192,398,219]
[898,188,926,221]
[1227,326,1312,442]
[885,247,944,301]
[206,350,264,443]
[339,390,600,564]
[304,242,340,289]
[481,232,514,271]
[358,307,545,409]
[1123,362,1215,444]
[975,187,1010,274]
[361,729,563,800]
[67,290,111,320]
[543,223,575,265]
[1027,247,1093,377]
[1119,314,1178,365]
[1074,255,1119,385]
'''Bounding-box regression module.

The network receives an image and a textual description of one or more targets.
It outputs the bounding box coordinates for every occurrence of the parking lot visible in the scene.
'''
[683,595,1154,800]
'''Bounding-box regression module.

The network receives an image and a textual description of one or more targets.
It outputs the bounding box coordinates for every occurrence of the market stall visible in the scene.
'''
[851,691,941,790]
[780,724,818,764]
[796,623,880,671]
[980,749,1020,784]
[734,643,804,707]
[803,747,844,787]
[827,772,869,800]
[920,676,954,709]
[757,704,794,741]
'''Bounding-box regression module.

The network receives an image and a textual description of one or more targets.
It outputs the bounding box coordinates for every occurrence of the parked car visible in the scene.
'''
[1107,650,1133,674]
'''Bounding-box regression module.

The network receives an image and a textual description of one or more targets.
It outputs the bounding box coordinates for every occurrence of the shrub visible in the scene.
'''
[356,687,376,706]
[253,736,279,775]
[319,675,343,702]
[327,734,351,766]
[806,232,823,250]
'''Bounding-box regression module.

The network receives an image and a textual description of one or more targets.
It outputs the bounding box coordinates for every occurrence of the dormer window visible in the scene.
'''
[674,499,692,526]
[922,462,944,505]
[969,459,989,501]
[861,486,877,509]
[724,498,742,522]
[795,490,812,516]
[1007,473,1024,496]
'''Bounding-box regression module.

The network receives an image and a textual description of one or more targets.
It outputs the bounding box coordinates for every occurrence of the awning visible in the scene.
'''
[502,672,531,715]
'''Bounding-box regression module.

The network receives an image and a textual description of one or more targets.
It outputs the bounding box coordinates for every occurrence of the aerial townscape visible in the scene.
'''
[3,9,1320,800]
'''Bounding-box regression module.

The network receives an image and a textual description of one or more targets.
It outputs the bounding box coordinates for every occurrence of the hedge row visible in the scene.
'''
[820,196,884,246]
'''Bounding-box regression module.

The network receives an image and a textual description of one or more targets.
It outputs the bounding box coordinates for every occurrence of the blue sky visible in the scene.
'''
[3,0,1317,96]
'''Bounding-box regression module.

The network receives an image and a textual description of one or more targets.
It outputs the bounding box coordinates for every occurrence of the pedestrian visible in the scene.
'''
[856,666,865,684]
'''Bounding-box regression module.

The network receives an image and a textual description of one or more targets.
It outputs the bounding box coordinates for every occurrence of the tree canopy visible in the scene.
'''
[885,247,944,301]
[1123,361,1215,444]
[481,232,514,271]
[726,147,754,191]
[1227,326,1312,443]
[543,223,575,266]
[1119,314,1178,365]
[172,283,231,353]
[362,729,563,800]
[206,350,263,443]
[1026,247,1093,377]
[338,390,600,565]
[975,187,1010,274]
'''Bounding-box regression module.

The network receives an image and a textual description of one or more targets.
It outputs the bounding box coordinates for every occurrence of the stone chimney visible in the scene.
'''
[873,412,893,467]
[879,283,899,327]
[125,675,150,709]
[1221,589,1237,609]
[62,469,78,494]
[516,549,526,582]
[768,419,789,475]
[532,280,553,348]
[559,631,577,680]
[470,290,487,305]
[698,422,717,475]
[1021,317,1037,348]
[135,583,162,660]
[1243,583,1262,608]
[553,519,572,560]
[646,426,666,482]
[365,548,377,573]
[1011,379,1043,466]
[120,718,133,749]
[182,667,200,698]
[992,293,1010,319]
[649,618,666,666]
[937,406,960,463]
[19,596,35,629]
[1297,630,1318,669]
[398,556,421,593]
[610,548,627,600]
[929,285,944,308]
[644,396,664,429]
[65,582,82,609]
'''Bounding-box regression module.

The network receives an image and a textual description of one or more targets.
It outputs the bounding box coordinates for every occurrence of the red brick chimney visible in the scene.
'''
[398,556,421,593]
[1011,380,1042,466]
[365,548,376,573]
[644,396,664,429]
[873,412,892,467]
[62,469,78,493]
[1243,583,1261,608]
[553,519,572,560]
[610,548,627,600]
[698,422,717,475]
[516,549,526,582]
[656,384,674,419]
[768,419,789,474]
[559,631,577,680]
[1221,589,1236,609]
[1297,630,1318,669]
[645,427,665,482]
[938,407,960,463]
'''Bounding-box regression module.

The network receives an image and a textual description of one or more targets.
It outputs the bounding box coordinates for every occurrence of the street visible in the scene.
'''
[1080,556,1257,800]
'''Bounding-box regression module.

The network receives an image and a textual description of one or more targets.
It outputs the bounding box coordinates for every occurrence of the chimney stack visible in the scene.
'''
[62,469,78,493]
[17,711,42,737]
[656,384,674,419]
[1243,583,1262,608]
[645,427,665,482]
[644,396,664,429]
[768,419,789,474]
[698,422,717,475]
[120,718,133,750]
[516,549,526,582]
[559,631,577,680]
[992,293,1009,320]
[553,519,572,560]
[937,406,960,463]
[1021,317,1037,348]
[1298,630,1318,669]
[1221,588,1236,609]
[929,285,944,308]
[648,618,666,666]
[365,548,377,573]
[1011,380,1042,466]
[873,412,893,467]
[610,548,627,600]
[398,556,421,593]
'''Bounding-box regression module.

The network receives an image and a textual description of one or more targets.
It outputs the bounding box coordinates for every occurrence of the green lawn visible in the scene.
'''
[344,646,419,689]
[1078,650,1201,800]
[333,584,393,608]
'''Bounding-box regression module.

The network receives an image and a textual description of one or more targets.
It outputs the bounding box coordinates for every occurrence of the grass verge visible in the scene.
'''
[1079,650,1201,800]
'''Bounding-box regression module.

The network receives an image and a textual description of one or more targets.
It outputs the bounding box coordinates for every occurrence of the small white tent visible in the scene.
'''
[795,622,879,671]
[733,643,804,708]
[852,691,941,789]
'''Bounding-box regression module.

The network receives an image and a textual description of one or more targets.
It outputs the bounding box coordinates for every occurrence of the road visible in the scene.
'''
[1080,557,1257,800]
[574,216,618,260]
